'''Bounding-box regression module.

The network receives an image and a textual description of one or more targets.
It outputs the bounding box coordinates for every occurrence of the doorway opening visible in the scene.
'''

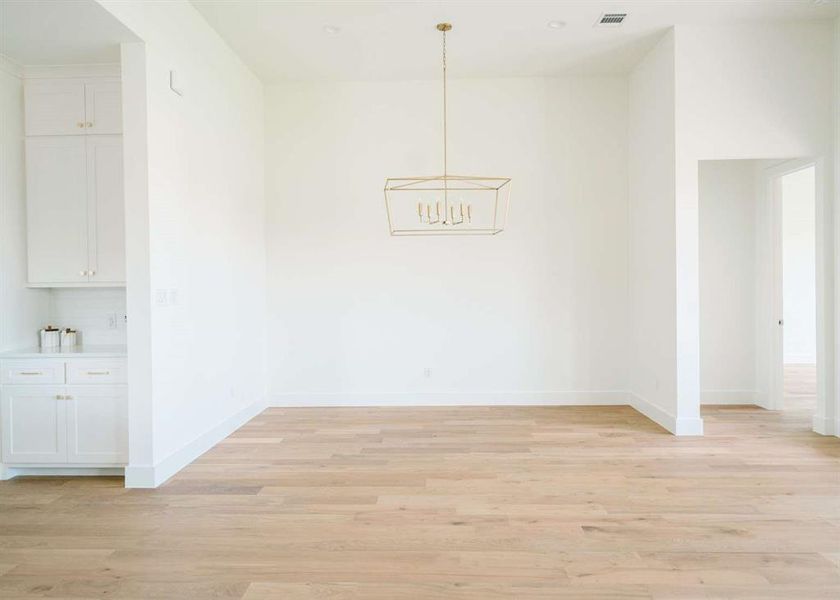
[779,165,817,416]
[698,158,824,433]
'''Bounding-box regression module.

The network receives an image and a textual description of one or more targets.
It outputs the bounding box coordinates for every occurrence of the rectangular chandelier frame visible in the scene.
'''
[384,174,512,236]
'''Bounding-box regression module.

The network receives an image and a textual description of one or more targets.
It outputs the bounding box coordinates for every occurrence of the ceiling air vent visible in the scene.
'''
[596,13,627,27]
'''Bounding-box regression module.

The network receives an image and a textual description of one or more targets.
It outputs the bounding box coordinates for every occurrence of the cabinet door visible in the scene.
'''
[66,386,127,464]
[86,136,125,284]
[24,81,86,135]
[1,386,67,464]
[25,137,90,284]
[84,83,122,134]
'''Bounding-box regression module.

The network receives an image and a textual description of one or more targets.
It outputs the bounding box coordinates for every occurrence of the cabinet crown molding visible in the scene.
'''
[23,64,121,80]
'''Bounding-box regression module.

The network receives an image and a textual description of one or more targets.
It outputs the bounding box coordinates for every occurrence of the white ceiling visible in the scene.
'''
[0,0,139,65]
[191,0,840,82]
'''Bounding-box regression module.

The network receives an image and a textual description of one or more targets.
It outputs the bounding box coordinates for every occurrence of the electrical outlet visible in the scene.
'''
[423,368,432,378]
[155,289,168,306]
[106,313,119,329]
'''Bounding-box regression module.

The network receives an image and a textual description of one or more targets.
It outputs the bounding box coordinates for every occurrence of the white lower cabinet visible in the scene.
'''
[66,386,127,464]
[0,358,127,467]
[1,385,67,463]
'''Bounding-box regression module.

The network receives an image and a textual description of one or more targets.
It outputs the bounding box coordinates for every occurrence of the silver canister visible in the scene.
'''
[60,328,78,349]
[40,326,60,349]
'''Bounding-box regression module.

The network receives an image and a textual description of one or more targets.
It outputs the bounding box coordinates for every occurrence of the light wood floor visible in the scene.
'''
[784,363,817,413]
[1,371,838,598]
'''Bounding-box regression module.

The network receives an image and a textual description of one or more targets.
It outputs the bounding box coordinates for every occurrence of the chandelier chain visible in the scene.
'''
[442,27,448,209]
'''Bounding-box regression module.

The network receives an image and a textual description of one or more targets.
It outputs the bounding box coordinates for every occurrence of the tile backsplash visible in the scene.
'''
[47,288,127,346]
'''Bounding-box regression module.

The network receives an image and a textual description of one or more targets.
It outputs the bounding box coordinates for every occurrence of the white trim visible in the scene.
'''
[0,54,23,78]
[762,158,828,421]
[27,282,125,289]
[769,166,785,410]
[629,393,704,436]
[1,466,122,480]
[124,400,265,489]
[23,63,121,80]
[812,414,838,436]
[700,389,763,405]
[784,355,818,364]
[272,391,705,435]
[834,15,840,440]
[270,391,629,408]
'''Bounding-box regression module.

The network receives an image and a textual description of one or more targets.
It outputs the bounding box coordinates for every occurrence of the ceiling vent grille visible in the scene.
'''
[596,13,627,26]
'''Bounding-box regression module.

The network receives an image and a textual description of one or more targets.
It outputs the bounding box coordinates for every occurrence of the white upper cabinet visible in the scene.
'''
[24,81,86,136]
[25,80,121,136]
[25,135,125,286]
[25,137,90,284]
[23,76,125,288]
[84,82,122,134]
[86,136,126,283]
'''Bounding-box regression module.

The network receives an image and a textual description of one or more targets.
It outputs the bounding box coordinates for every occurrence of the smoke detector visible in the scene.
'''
[596,13,627,27]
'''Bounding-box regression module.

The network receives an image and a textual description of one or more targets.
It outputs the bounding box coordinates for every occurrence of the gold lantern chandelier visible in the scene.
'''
[384,23,512,236]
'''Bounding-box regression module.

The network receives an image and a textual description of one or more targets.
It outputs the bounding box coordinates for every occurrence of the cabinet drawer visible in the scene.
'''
[66,360,126,384]
[0,360,65,385]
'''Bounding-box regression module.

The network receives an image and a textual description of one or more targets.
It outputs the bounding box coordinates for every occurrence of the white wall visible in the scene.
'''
[627,31,692,433]
[674,22,835,432]
[0,57,50,351]
[98,1,266,486]
[782,166,817,364]
[698,160,759,404]
[265,76,629,405]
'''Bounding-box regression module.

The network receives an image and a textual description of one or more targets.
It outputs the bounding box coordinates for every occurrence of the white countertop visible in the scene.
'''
[0,345,128,359]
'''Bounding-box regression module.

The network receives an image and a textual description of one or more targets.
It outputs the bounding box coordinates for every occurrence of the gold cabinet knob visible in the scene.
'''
[77,122,84,128]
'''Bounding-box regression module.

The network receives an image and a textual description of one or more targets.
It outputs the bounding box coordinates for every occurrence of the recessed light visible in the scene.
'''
[547,20,566,30]
[323,25,341,35]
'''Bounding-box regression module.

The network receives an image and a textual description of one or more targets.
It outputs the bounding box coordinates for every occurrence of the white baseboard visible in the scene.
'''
[0,466,122,480]
[269,391,629,407]
[701,389,762,405]
[124,400,265,489]
[812,414,840,436]
[628,393,703,436]
[272,391,705,436]
[784,357,817,365]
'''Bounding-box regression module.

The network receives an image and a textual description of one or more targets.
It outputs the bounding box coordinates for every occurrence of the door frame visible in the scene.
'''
[763,157,823,418]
